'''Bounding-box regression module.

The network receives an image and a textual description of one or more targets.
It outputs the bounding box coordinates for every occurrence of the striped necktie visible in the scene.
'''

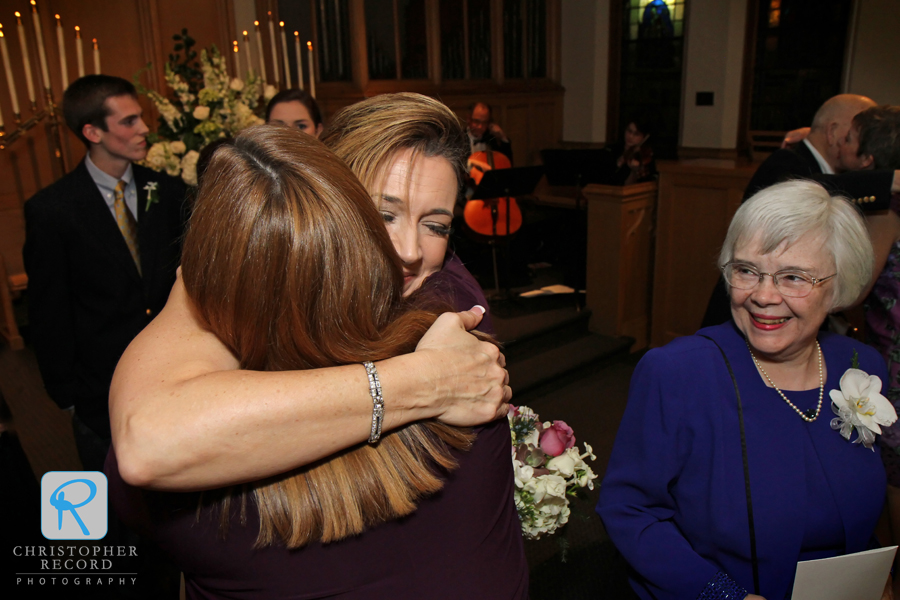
[114,180,141,276]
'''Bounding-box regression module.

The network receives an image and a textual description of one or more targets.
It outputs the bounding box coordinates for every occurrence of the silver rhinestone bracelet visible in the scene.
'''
[363,361,384,444]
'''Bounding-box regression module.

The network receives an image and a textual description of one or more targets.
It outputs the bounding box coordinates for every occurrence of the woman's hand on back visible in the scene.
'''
[412,306,511,427]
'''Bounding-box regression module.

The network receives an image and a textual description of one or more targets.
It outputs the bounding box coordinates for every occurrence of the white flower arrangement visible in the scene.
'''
[830,356,898,450]
[134,30,265,186]
[508,405,598,540]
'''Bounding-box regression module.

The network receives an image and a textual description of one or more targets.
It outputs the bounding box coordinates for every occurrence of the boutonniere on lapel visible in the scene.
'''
[830,351,897,450]
[143,181,159,212]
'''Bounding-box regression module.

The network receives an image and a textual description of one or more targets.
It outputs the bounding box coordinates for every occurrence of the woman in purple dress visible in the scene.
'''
[598,180,895,600]
[108,96,525,598]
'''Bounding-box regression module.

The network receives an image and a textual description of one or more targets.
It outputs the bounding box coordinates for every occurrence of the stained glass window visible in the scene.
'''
[618,0,686,158]
[768,0,781,28]
[627,0,685,41]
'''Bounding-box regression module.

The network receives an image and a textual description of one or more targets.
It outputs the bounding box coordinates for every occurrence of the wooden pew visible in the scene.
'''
[651,159,757,347]
[0,208,26,350]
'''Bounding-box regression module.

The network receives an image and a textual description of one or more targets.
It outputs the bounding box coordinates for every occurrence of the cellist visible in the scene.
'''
[467,102,513,163]
[463,102,521,237]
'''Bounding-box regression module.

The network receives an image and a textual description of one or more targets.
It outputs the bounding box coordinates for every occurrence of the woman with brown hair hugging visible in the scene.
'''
[106,120,526,598]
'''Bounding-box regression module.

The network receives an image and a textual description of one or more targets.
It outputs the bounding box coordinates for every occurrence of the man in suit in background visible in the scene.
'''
[744,93,900,205]
[467,102,513,164]
[24,75,186,473]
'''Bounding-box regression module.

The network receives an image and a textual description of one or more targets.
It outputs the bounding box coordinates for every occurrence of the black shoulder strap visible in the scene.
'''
[698,334,760,595]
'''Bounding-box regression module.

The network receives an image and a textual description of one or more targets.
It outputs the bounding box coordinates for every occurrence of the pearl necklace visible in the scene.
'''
[747,341,824,422]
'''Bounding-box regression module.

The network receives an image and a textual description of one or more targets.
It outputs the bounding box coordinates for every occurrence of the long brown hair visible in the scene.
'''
[181,125,472,548]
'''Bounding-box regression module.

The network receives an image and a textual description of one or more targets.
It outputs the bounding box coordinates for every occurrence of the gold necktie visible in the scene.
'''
[114,180,141,275]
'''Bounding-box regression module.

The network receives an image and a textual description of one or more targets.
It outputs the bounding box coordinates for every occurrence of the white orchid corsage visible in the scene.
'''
[143,181,159,212]
[829,351,898,450]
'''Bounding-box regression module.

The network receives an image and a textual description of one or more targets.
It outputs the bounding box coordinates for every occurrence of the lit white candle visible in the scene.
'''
[233,41,242,80]
[55,15,68,89]
[0,28,19,116]
[242,30,253,78]
[15,13,36,104]
[254,21,266,85]
[307,41,315,99]
[92,38,100,74]
[30,1,51,91]
[279,22,290,88]
[74,26,84,78]
[294,31,303,91]
[267,12,279,86]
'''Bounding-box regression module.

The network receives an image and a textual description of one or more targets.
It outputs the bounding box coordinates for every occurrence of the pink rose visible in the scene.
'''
[539,421,575,457]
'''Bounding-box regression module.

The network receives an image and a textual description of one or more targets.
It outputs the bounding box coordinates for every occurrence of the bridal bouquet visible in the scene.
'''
[508,405,598,539]
[134,30,274,185]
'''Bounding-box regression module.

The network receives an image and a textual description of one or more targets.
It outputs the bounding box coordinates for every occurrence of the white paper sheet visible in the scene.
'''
[519,285,576,297]
[790,546,897,600]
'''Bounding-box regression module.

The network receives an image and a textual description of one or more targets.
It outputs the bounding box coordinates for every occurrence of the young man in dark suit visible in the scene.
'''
[23,75,187,473]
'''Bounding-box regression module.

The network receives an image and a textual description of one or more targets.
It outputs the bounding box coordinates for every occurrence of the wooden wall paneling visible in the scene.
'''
[425,0,440,84]
[650,159,756,347]
[736,0,760,158]
[154,0,236,70]
[605,0,622,145]
[546,0,560,82]
[348,0,367,89]
[491,0,503,84]
[530,99,559,163]
[504,101,529,165]
[217,0,236,60]
[136,0,165,95]
[584,181,658,351]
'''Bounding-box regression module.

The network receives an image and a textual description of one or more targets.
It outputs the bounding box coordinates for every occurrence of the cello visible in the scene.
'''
[464,148,522,237]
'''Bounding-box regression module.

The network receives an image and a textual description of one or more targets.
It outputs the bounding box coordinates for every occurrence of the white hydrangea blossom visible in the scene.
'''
[192,105,210,121]
[143,141,183,177]
[180,150,201,187]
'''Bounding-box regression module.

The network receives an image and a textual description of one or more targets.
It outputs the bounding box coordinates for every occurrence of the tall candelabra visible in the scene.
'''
[0,1,96,174]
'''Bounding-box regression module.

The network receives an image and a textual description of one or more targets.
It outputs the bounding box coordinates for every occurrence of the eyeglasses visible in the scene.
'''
[721,262,836,298]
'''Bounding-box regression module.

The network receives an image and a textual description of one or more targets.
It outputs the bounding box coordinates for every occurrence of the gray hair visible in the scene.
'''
[718,180,873,311]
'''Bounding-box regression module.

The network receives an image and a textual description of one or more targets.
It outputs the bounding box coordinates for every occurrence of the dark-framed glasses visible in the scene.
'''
[721,262,836,298]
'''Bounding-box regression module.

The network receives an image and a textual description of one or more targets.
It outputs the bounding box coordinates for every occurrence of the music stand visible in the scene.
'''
[540,148,616,208]
[470,166,545,297]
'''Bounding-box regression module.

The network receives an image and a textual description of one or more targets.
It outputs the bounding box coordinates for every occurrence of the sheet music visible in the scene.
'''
[790,546,896,600]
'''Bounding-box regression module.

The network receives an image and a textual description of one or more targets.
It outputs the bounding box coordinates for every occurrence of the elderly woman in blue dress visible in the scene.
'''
[598,179,897,600]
